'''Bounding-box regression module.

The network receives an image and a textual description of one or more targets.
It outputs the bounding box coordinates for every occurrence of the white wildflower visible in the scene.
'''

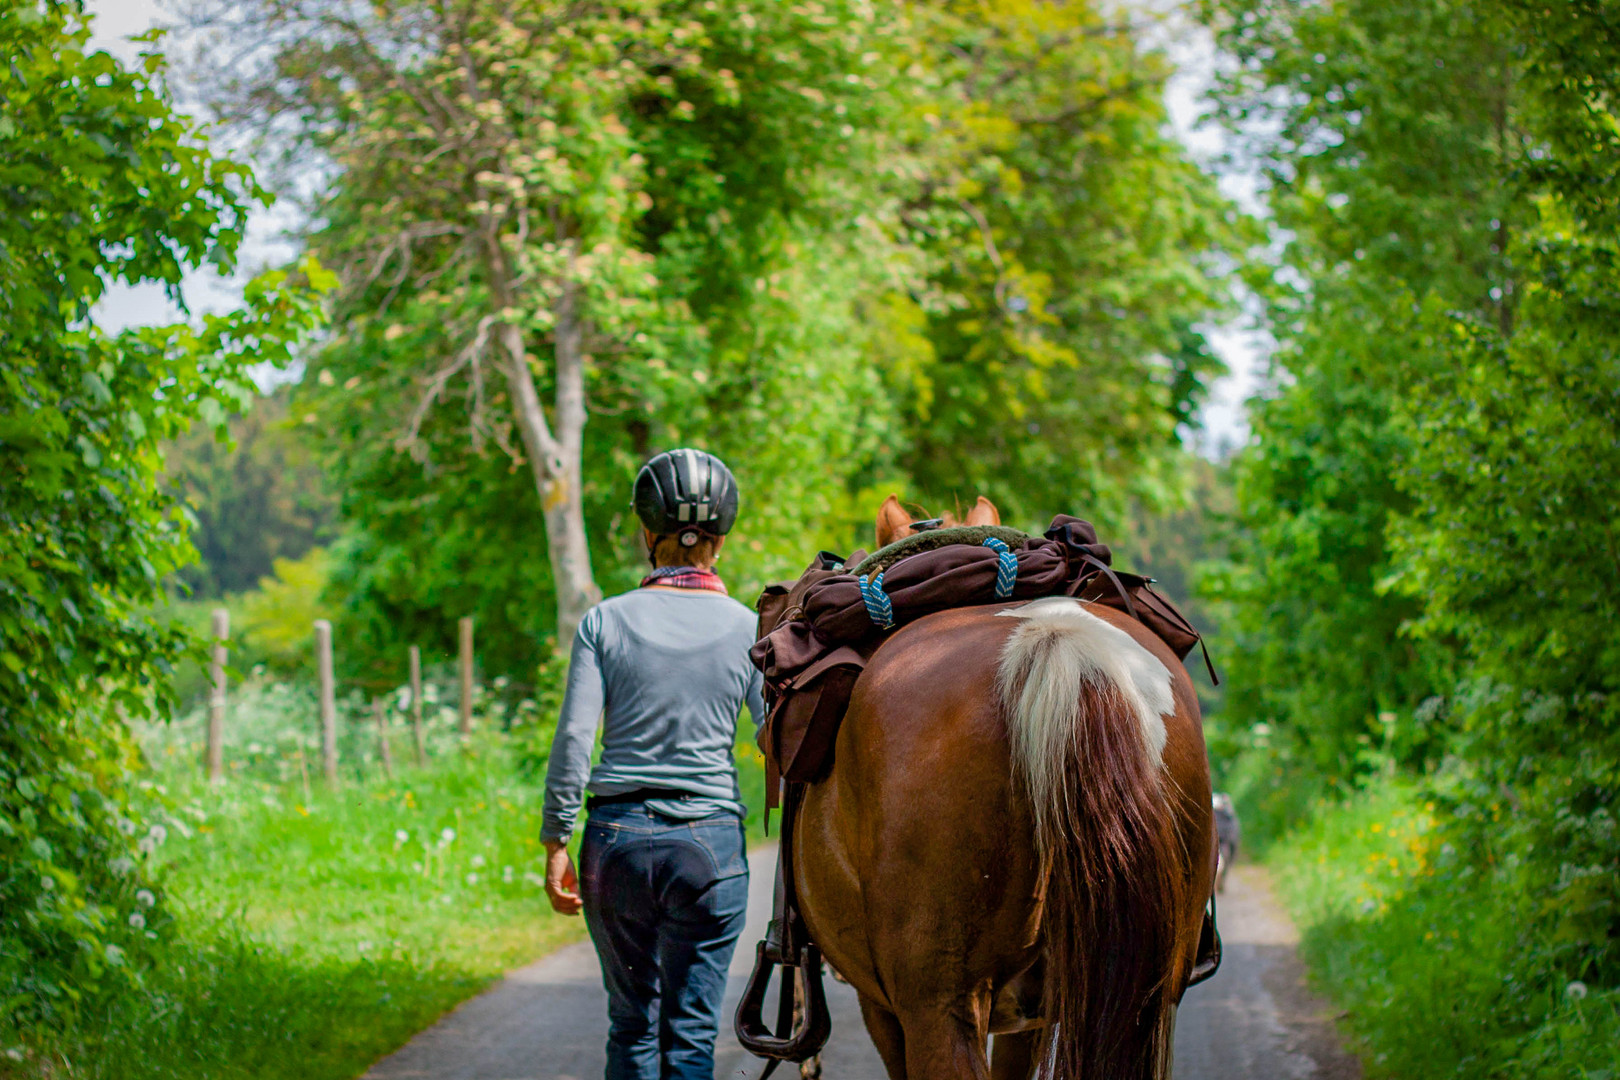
[147,824,168,846]
[116,817,138,836]
[104,944,126,966]
[439,828,456,846]
[128,912,146,930]
[466,872,479,885]
[39,876,55,892]
[502,866,514,883]
[109,857,135,877]
[523,871,546,888]
[137,837,156,855]
[470,854,486,868]
[4,1048,24,1062]
[393,829,410,849]
[1566,981,1589,1001]
[135,889,155,908]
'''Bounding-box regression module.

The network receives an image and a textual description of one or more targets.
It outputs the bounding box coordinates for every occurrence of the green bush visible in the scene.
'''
[0,2,326,1041]
[1273,778,1620,1079]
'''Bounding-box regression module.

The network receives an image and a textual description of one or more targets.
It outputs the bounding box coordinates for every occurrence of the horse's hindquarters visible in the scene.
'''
[792,602,1214,1080]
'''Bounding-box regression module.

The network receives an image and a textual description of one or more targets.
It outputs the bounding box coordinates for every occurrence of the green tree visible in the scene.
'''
[1200,0,1518,773]
[1203,0,1620,1061]
[888,0,1242,526]
[185,0,907,674]
[0,0,324,1031]
[163,385,338,597]
[194,0,907,647]
[1384,0,1620,1005]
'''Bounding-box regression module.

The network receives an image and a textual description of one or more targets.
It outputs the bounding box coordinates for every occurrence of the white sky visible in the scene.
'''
[85,0,1266,451]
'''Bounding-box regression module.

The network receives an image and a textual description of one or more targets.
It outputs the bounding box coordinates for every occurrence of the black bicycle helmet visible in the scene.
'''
[633,448,739,541]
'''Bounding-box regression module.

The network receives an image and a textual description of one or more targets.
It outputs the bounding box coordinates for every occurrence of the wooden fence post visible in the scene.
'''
[315,619,338,784]
[409,645,425,766]
[458,617,473,736]
[207,608,228,782]
[373,698,395,779]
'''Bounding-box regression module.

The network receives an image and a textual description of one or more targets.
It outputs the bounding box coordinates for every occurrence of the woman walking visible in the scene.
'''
[542,449,765,1080]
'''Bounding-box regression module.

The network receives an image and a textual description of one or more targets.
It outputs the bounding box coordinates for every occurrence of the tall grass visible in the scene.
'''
[1270,779,1620,1079]
[7,673,769,1079]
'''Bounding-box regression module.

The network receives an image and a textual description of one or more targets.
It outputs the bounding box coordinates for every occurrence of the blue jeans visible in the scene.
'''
[580,803,750,1080]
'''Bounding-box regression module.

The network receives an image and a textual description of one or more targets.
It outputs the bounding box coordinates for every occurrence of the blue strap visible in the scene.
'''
[859,571,896,629]
[983,537,1018,600]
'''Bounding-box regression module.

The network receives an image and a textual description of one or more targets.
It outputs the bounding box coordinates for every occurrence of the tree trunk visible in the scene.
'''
[497,276,602,650]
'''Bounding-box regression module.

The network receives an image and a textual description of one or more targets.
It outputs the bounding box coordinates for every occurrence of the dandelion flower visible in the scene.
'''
[104,944,126,966]
[466,872,479,885]
[116,817,138,836]
[470,854,486,868]
[39,876,55,892]
[135,889,155,908]
[502,866,514,883]
[129,912,146,930]
[110,857,135,877]
[394,829,410,847]
[1566,981,1588,1001]
[439,828,456,845]
[147,824,168,846]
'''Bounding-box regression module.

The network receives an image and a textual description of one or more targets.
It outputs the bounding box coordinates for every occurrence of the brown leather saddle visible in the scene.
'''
[734,519,1223,1069]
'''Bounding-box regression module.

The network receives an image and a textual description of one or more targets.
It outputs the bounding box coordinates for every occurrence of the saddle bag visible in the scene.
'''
[760,646,866,784]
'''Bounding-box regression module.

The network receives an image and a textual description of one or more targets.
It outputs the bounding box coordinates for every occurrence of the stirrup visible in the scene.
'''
[1188,891,1223,987]
[735,937,832,1063]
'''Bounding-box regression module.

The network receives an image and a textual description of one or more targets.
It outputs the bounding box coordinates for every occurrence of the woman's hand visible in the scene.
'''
[544,840,583,916]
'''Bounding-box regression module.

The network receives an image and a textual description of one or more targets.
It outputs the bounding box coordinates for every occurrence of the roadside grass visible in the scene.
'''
[15,674,770,1080]
[1270,778,1620,1079]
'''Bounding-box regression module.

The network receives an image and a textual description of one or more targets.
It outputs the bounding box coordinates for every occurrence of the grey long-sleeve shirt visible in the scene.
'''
[540,587,766,844]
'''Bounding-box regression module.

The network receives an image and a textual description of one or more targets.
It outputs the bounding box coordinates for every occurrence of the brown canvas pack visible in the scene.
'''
[748,519,1217,797]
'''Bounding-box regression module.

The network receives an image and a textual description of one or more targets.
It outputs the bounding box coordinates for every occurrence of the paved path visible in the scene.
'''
[364,850,1359,1080]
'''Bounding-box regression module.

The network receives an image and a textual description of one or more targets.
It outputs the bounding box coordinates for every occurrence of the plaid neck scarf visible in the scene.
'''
[640,565,729,595]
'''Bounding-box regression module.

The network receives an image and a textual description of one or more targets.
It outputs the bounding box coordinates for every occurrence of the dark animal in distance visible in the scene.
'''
[1212,792,1241,894]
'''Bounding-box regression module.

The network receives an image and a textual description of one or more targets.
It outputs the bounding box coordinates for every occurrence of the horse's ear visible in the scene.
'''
[875,495,914,550]
[963,496,1001,527]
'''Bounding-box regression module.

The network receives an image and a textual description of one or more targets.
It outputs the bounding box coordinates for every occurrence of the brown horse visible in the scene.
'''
[792,496,1214,1079]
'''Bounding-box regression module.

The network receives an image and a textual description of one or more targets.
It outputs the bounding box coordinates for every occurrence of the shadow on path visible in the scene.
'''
[364,852,1357,1080]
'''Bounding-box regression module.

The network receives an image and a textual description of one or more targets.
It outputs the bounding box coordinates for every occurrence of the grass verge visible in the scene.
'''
[13,677,771,1080]
[1270,777,1620,1079]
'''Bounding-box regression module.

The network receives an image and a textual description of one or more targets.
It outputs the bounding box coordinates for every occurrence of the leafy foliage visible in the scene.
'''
[184,0,1241,678]
[0,1,325,1034]
[889,1,1242,523]
[1202,0,1620,1069]
[163,385,338,598]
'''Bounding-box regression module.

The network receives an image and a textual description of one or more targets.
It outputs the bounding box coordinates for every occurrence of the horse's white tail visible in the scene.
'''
[996,598,1183,1080]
